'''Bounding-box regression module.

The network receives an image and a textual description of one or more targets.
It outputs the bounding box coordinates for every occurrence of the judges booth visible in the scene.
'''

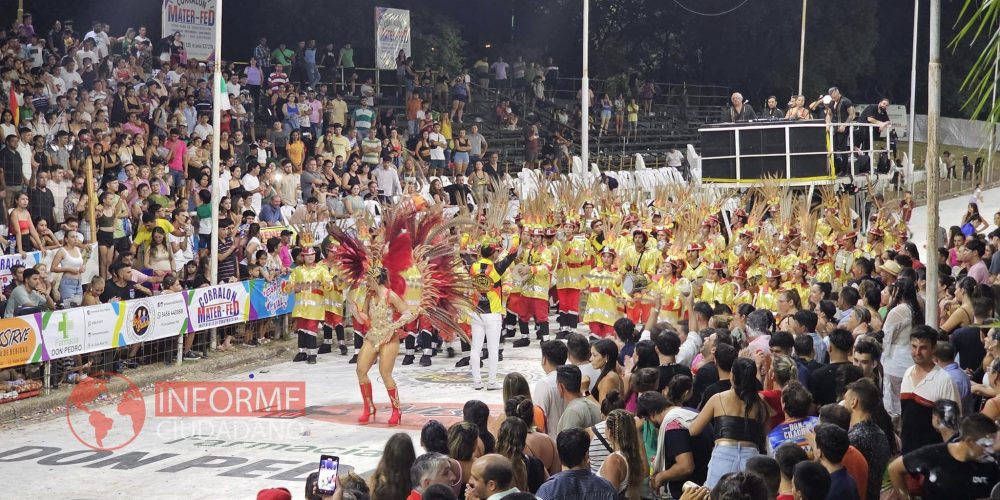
[698,120,889,186]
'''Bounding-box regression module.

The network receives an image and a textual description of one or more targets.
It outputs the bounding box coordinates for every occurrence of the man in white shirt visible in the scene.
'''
[59,61,83,90]
[241,162,264,215]
[193,114,213,141]
[370,158,402,203]
[74,38,99,70]
[16,128,33,184]
[900,325,959,454]
[533,340,568,438]
[427,122,447,173]
[490,57,510,87]
[134,26,150,46]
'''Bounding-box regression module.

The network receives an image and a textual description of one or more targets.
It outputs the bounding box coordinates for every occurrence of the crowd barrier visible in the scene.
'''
[0,275,296,371]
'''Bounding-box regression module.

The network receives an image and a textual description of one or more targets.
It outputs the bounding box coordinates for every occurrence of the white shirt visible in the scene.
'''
[533,370,566,438]
[242,173,262,214]
[50,179,70,223]
[428,132,446,160]
[193,123,213,141]
[59,69,82,89]
[168,231,195,272]
[666,150,684,167]
[74,50,98,68]
[677,333,704,368]
[16,142,32,183]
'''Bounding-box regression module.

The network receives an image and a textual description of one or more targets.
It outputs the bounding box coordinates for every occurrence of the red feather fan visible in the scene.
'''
[327,225,369,287]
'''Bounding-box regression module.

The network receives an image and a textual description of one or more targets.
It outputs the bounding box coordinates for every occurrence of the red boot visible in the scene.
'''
[387,387,401,426]
[357,382,375,424]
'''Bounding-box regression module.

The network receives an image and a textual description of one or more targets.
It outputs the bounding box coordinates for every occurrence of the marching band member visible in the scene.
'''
[321,242,348,356]
[755,268,782,311]
[682,243,707,281]
[399,265,426,366]
[286,246,332,365]
[699,261,734,307]
[653,256,689,323]
[512,228,556,348]
[555,220,591,339]
[731,268,754,307]
[582,247,622,338]
[621,229,659,326]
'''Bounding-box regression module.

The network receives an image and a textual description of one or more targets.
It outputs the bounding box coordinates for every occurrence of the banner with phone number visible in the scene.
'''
[0,276,296,370]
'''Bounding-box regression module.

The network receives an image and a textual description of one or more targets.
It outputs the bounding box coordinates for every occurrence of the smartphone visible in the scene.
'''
[316,455,339,496]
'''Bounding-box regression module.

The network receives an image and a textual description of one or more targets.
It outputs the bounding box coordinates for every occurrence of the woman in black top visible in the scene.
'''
[463,400,495,454]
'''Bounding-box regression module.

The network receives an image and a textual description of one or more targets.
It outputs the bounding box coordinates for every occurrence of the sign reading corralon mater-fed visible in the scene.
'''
[161,0,217,61]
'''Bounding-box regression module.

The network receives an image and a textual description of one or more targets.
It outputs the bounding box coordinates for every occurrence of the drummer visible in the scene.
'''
[621,228,659,326]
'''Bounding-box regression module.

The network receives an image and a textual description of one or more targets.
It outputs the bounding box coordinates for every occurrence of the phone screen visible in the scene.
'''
[316,455,339,495]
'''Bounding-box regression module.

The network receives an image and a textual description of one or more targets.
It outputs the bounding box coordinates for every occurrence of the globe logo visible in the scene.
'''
[65,372,146,451]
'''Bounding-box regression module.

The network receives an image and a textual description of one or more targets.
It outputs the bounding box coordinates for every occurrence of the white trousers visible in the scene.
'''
[470,312,502,384]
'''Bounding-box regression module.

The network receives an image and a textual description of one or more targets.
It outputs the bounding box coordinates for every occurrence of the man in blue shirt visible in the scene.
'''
[934,342,972,415]
[303,39,319,90]
[536,428,616,500]
[810,423,860,500]
[259,195,286,226]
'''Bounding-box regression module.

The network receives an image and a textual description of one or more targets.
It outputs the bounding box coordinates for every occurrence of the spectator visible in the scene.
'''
[775,443,809,500]
[407,452,457,500]
[842,378,892,500]
[889,414,1000,500]
[555,364,601,432]
[495,417,547,493]
[535,340,568,438]
[766,381,818,456]
[900,325,959,453]
[370,433,416,500]
[536,427,616,500]
[792,461,830,500]
[809,423,860,500]
[466,454,521,499]
[4,268,53,317]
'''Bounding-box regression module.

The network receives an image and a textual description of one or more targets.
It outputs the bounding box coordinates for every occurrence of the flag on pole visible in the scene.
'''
[219,76,231,111]
[9,87,18,126]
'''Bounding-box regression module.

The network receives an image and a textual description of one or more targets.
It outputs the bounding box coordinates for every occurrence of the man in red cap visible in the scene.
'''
[512,228,555,348]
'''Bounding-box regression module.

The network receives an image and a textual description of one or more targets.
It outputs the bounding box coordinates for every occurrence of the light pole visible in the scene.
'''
[907,0,919,188]
[581,0,590,171]
[210,0,223,348]
[925,0,941,327]
[797,0,807,95]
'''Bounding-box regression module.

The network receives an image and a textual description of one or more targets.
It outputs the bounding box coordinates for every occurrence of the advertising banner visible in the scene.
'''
[186,282,251,331]
[249,277,294,320]
[0,244,100,290]
[375,7,411,70]
[0,315,45,369]
[161,0,218,62]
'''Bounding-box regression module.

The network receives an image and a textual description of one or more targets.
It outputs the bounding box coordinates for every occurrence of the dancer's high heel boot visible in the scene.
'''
[387,387,401,426]
[357,382,375,424]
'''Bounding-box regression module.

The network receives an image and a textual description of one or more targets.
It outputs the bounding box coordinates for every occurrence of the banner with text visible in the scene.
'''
[375,7,411,70]
[0,278,297,369]
[0,244,99,290]
[161,0,218,62]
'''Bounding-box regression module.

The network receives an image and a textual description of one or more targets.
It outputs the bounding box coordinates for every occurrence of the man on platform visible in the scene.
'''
[722,92,756,123]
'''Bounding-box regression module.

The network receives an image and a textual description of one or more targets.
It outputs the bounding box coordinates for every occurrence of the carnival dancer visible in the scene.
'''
[468,241,518,389]
[332,204,472,426]
[582,247,622,337]
[320,242,348,355]
[652,256,690,324]
[755,268,782,311]
[502,221,526,341]
[682,243,706,282]
[699,261,734,308]
[286,246,332,364]
[555,220,590,339]
[731,268,753,307]
[512,228,556,348]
